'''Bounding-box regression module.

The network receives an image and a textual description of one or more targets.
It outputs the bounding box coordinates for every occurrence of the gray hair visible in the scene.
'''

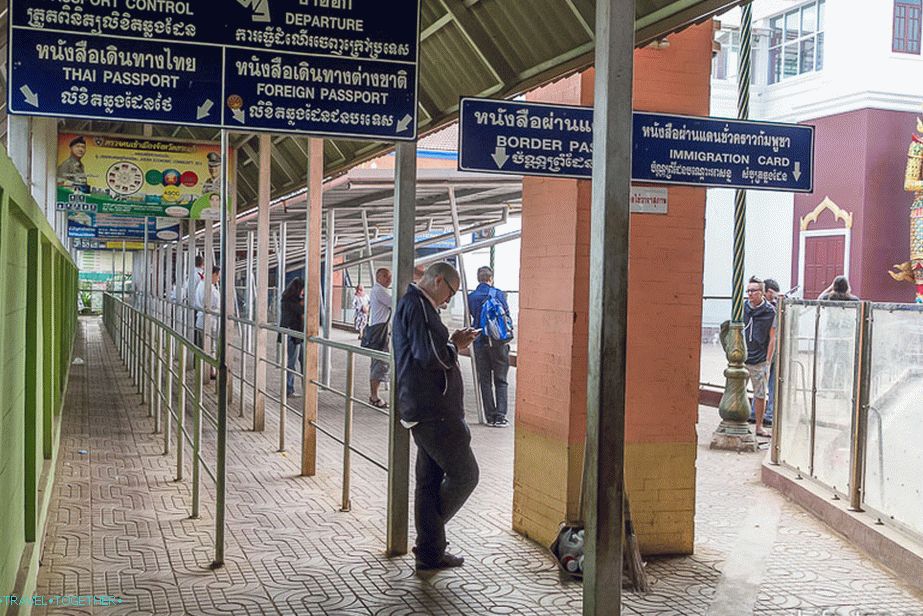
[421,262,459,286]
[477,266,493,283]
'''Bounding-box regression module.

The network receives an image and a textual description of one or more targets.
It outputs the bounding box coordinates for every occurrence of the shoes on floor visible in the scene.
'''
[413,547,465,571]
[493,418,510,428]
[747,417,756,424]
[763,418,773,427]
[369,397,388,409]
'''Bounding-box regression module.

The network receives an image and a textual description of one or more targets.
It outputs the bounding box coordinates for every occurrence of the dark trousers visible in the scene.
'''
[474,341,510,421]
[285,337,303,395]
[410,418,479,563]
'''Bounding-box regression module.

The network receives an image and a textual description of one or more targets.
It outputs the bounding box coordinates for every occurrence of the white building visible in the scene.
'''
[704,0,923,326]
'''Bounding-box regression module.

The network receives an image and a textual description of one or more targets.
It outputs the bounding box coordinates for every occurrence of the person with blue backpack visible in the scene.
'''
[467,266,513,427]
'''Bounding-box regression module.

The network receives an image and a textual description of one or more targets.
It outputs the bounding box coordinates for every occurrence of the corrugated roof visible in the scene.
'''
[0,0,743,215]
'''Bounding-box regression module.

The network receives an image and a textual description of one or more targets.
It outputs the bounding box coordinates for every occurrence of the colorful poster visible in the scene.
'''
[67,212,180,242]
[56,133,226,219]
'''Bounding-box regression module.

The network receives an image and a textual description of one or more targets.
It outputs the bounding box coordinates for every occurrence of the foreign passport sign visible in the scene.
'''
[458,98,815,192]
[8,0,420,140]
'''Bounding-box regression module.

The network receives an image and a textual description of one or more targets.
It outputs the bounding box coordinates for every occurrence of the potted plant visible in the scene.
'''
[80,290,93,314]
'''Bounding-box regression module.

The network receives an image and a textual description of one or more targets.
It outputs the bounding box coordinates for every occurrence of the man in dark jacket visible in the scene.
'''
[392,262,480,571]
[745,276,777,437]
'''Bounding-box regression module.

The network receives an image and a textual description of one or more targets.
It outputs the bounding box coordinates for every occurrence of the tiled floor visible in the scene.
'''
[31,317,923,615]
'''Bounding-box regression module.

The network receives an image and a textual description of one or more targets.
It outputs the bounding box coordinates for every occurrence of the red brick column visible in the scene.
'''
[513,23,713,554]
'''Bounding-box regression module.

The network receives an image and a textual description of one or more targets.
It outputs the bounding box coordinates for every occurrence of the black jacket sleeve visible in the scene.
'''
[404,296,457,371]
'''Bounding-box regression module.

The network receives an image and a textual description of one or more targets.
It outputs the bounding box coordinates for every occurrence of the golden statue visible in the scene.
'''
[889,112,923,302]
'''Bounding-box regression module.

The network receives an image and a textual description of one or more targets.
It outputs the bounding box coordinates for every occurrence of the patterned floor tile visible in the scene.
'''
[29,317,923,615]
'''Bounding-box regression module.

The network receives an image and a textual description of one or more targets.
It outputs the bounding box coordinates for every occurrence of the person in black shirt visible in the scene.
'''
[745,277,777,437]
[818,275,859,301]
[392,262,480,571]
[280,277,305,397]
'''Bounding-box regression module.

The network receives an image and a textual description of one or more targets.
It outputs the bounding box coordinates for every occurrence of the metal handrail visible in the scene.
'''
[105,290,390,522]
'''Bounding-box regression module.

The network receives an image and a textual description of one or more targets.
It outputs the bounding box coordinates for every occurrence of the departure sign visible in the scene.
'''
[8,0,421,140]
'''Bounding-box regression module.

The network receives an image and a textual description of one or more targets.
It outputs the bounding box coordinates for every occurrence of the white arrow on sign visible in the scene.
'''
[196,99,214,120]
[20,85,39,108]
[491,146,509,169]
[232,108,246,124]
[792,161,802,182]
[396,114,413,133]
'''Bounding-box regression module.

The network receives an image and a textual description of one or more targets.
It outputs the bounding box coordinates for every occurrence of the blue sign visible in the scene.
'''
[67,212,180,242]
[458,98,815,192]
[9,0,420,140]
[459,98,594,180]
[632,112,814,192]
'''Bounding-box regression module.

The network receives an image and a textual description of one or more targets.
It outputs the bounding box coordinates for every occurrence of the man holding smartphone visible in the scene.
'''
[392,262,480,571]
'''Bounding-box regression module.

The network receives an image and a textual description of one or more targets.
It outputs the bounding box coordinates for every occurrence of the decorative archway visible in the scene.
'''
[798,197,853,299]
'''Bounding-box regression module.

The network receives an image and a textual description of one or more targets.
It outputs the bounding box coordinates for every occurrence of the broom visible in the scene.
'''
[623,491,649,592]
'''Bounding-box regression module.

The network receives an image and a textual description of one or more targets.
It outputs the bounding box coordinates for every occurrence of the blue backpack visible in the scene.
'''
[479,288,514,342]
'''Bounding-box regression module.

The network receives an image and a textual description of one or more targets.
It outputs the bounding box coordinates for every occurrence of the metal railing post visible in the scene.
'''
[808,304,821,478]
[147,318,155,417]
[164,332,174,455]
[849,301,872,511]
[280,337,288,453]
[341,351,355,512]
[176,346,187,481]
[770,299,786,466]
[239,321,248,418]
[154,325,163,432]
[191,356,202,519]
[132,310,140,387]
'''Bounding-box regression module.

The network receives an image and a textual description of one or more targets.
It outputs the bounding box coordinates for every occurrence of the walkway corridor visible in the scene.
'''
[33,317,923,615]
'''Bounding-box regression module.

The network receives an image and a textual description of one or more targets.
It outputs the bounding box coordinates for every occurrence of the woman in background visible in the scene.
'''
[353,284,370,339]
[280,277,305,397]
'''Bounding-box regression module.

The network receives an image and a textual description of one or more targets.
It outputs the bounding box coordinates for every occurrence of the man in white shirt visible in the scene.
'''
[367,267,392,407]
[187,255,205,304]
[194,266,220,352]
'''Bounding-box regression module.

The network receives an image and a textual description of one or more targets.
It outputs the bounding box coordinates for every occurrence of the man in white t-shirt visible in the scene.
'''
[186,255,205,303]
[194,266,220,348]
[367,267,392,407]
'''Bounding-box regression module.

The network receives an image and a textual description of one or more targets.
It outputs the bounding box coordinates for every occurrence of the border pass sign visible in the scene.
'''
[458,97,814,192]
[8,0,421,141]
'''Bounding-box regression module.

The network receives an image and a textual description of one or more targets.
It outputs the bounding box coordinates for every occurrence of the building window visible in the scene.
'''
[894,0,922,54]
[712,28,758,84]
[713,29,739,80]
[768,0,825,84]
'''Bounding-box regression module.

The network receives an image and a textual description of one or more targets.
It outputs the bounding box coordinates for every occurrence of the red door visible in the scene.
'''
[803,235,846,299]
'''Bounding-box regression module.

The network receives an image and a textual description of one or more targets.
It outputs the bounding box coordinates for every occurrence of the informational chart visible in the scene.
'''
[55,133,225,219]
[9,0,420,140]
[458,97,814,192]
[67,212,180,242]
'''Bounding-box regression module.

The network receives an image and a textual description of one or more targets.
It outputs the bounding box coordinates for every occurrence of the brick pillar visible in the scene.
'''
[513,23,713,554]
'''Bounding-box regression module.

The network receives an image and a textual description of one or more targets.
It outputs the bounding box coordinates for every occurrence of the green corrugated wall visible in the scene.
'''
[0,147,77,614]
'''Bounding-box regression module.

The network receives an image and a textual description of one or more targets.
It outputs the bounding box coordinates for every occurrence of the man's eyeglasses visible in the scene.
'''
[746,288,762,294]
[445,278,458,298]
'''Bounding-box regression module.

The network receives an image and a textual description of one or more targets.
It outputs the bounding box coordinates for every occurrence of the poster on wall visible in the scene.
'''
[67,212,180,242]
[56,133,227,220]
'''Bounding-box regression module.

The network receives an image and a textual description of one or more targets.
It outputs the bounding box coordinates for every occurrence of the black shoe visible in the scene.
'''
[763,418,773,427]
[747,417,756,424]
[414,549,465,571]
[494,417,510,428]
